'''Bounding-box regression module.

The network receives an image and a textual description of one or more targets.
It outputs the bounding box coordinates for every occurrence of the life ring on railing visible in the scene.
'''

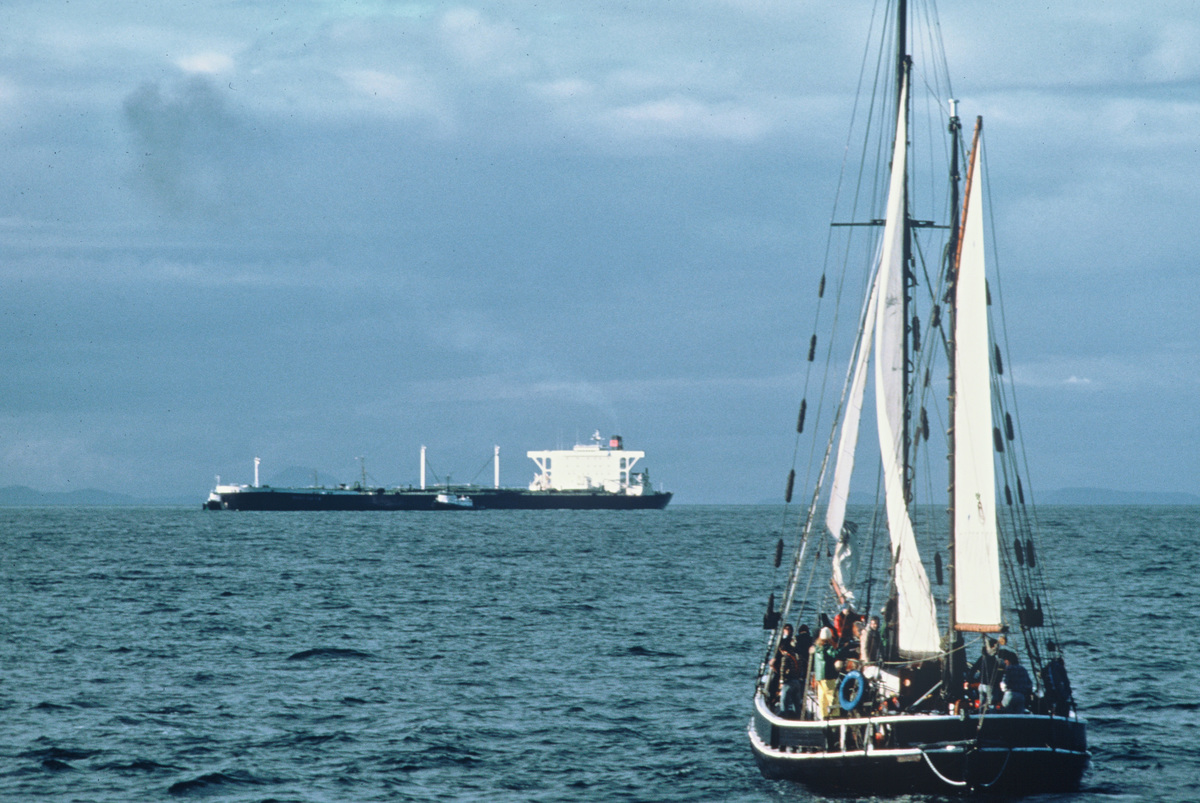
[838,670,866,711]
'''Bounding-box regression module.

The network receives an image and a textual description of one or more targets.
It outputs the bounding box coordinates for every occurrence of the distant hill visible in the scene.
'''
[1037,487,1200,506]
[752,488,1199,507]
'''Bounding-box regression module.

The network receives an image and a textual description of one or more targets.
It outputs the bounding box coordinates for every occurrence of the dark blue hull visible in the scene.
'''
[749,693,1087,795]
[206,487,672,511]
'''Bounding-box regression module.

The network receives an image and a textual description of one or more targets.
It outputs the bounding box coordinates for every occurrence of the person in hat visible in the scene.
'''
[810,626,841,719]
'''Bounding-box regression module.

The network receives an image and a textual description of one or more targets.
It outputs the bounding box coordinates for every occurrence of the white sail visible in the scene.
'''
[953,132,1003,631]
[826,267,881,603]
[873,75,941,657]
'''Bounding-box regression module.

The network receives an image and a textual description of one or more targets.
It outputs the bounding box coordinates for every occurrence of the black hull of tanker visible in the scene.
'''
[206,487,672,511]
[749,693,1087,795]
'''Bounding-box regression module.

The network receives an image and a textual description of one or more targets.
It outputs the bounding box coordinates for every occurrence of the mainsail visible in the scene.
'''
[953,127,1003,631]
[873,75,940,656]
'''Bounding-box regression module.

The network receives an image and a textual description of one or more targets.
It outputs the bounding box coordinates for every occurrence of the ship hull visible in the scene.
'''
[749,694,1087,795]
[206,487,672,511]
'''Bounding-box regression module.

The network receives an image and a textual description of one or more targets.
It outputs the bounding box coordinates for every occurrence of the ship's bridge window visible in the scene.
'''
[545,458,551,470]
[620,458,627,469]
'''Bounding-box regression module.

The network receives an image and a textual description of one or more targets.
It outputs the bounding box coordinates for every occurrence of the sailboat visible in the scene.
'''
[747,0,1088,794]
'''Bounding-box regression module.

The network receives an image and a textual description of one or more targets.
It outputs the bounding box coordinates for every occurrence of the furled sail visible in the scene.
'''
[873,75,941,656]
[826,268,881,603]
[953,127,1003,631]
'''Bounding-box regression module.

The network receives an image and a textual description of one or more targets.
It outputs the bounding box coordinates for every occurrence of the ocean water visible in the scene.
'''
[1,504,1195,802]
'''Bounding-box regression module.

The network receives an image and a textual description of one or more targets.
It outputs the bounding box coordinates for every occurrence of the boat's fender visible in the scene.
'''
[838,670,865,711]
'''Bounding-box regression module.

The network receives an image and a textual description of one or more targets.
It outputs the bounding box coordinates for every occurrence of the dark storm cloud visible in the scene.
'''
[122,76,262,220]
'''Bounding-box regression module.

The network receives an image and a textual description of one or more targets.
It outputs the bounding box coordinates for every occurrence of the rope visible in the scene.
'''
[920,745,1012,791]
[974,749,1014,789]
[921,751,967,787]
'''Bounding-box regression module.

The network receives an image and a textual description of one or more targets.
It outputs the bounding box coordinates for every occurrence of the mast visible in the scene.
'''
[945,100,963,637]
[885,0,912,661]
[943,102,966,696]
[897,0,914,506]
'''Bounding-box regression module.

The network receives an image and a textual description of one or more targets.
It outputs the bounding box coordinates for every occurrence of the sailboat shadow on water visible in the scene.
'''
[747,0,1087,795]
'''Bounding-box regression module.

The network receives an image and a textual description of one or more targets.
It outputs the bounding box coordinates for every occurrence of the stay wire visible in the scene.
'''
[979,136,1064,661]
[770,0,891,645]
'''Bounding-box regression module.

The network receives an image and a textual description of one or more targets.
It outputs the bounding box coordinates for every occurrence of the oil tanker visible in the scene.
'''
[204,433,671,511]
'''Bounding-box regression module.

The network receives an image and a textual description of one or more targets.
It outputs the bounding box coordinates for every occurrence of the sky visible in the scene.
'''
[1,1,1197,504]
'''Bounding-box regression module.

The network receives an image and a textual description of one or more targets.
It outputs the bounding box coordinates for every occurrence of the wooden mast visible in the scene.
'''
[898,0,913,507]
[942,106,967,693]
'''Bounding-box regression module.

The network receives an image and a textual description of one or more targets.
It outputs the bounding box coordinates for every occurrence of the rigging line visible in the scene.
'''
[468,453,495,486]
[772,1,909,667]
[913,0,954,116]
[913,79,942,233]
[861,466,886,615]
[924,0,955,103]
[991,405,1061,655]
[778,223,889,636]
[781,0,889,531]
[768,277,860,664]
[908,235,948,413]
[777,32,902,624]
[976,139,1064,653]
[760,513,821,677]
[776,5,894,616]
[795,499,832,630]
[778,394,854,631]
[423,459,445,486]
[960,131,1049,662]
[790,0,891,525]
[992,386,1048,621]
[771,370,854,656]
[784,0,925,642]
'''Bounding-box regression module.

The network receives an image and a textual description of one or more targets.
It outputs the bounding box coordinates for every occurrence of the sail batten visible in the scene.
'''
[953,126,1003,631]
[873,74,940,657]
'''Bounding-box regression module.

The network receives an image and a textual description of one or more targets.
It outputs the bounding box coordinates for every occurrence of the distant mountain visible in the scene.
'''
[1037,487,1200,506]
[752,488,1199,507]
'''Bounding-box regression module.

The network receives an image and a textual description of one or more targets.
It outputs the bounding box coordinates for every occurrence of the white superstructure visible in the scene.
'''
[527,432,648,495]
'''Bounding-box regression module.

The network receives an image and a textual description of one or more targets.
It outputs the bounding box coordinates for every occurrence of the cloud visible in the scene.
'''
[1142,21,1200,78]
[1012,349,1200,392]
[402,371,799,407]
[339,68,454,129]
[600,96,770,142]
[438,8,532,75]
[122,75,260,219]
[176,51,235,75]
